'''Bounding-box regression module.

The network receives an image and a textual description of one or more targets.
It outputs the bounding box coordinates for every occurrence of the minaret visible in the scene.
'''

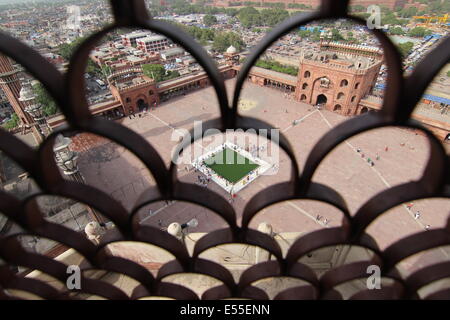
[0,54,42,143]
[19,83,46,141]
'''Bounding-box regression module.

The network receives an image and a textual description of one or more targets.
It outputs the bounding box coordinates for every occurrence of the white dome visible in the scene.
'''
[18,84,35,102]
[226,45,237,54]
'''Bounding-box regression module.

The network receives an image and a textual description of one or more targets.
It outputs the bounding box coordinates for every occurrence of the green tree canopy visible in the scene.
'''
[408,27,432,38]
[142,64,180,83]
[331,28,344,41]
[255,59,298,76]
[398,6,418,18]
[389,26,405,35]
[33,83,58,117]
[142,64,166,82]
[237,7,261,28]
[203,14,218,26]
[298,29,311,39]
[260,8,289,27]
[225,8,239,16]
[2,114,19,130]
[381,12,402,26]
[397,41,414,58]
[213,32,245,52]
[237,7,289,28]
[57,36,88,61]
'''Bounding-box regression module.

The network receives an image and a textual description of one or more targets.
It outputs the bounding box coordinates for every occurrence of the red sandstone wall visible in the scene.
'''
[295,61,357,113]
[295,59,381,115]
[114,84,159,115]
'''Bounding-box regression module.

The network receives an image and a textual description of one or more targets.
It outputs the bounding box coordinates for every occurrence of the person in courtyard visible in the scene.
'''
[414,212,420,220]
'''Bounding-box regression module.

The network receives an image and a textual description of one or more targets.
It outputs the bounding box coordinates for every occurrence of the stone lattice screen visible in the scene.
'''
[0,0,449,300]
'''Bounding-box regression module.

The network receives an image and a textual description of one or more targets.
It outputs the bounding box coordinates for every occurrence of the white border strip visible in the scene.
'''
[192,142,272,195]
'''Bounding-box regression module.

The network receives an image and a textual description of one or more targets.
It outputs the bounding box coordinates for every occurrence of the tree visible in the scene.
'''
[399,6,418,18]
[57,36,87,61]
[171,22,216,45]
[142,64,180,83]
[142,64,166,82]
[389,26,405,35]
[381,12,402,26]
[203,14,218,26]
[298,29,311,39]
[165,70,180,81]
[255,59,298,76]
[225,8,239,17]
[87,59,101,75]
[397,41,414,58]
[447,70,450,78]
[33,83,58,116]
[58,36,102,76]
[213,32,244,52]
[2,114,19,130]
[331,28,344,41]
[310,27,322,42]
[237,7,261,28]
[260,8,289,27]
[346,31,358,43]
[408,27,432,38]
[101,65,113,77]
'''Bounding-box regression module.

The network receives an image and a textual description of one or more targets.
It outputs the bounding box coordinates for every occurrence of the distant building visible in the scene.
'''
[107,68,159,114]
[295,41,383,115]
[121,31,152,47]
[90,42,161,72]
[160,47,185,62]
[136,35,170,53]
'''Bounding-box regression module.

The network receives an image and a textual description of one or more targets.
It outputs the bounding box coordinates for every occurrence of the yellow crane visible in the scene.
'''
[412,14,448,26]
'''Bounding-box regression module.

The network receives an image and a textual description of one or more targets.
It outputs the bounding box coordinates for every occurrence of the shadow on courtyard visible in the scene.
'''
[78,143,121,164]
[141,113,213,138]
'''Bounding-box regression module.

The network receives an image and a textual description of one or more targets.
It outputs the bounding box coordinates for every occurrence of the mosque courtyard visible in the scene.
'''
[72,79,450,274]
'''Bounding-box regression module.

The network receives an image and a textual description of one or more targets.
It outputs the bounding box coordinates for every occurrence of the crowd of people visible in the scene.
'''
[356,147,381,167]
[196,174,211,188]
[192,142,267,197]
[316,215,330,226]
[245,143,267,159]
[356,146,431,231]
